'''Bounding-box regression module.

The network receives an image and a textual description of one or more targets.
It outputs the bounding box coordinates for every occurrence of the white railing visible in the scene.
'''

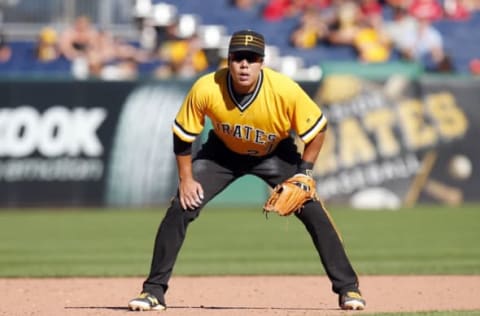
[0,0,137,40]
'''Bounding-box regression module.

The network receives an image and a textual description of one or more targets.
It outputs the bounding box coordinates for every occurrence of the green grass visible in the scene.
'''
[0,204,479,277]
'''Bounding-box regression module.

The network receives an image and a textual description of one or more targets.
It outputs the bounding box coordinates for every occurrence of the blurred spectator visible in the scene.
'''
[408,0,444,21]
[0,31,12,63]
[262,0,332,22]
[151,12,209,79]
[394,8,453,72]
[262,0,302,21]
[59,15,100,61]
[290,7,329,49]
[444,0,472,20]
[469,58,480,75]
[35,26,60,62]
[59,15,101,79]
[327,0,362,46]
[353,19,391,63]
[384,0,411,7]
[360,0,382,16]
[466,0,480,11]
[294,0,332,11]
[383,5,417,52]
[359,0,383,27]
[91,30,150,79]
[59,15,149,79]
[155,33,209,78]
[231,0,262,11]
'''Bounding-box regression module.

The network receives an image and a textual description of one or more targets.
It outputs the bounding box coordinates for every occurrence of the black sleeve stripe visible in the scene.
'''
[174,119,200,138]
[298,114,325,139]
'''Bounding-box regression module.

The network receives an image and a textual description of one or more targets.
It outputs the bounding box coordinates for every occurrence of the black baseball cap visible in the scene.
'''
[228,30,265,57]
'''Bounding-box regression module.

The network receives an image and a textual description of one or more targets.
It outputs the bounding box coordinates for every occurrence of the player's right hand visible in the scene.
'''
[179,177,204,210]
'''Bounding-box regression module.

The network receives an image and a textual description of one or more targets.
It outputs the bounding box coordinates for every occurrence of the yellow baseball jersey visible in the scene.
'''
[173,67,327,156]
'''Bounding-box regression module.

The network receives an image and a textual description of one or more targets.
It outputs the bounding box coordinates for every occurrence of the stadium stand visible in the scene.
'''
[156,0,480,75]
[0,0,479,78]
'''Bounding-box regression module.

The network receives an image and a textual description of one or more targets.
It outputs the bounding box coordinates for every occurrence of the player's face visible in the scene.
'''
[228,51,264,94]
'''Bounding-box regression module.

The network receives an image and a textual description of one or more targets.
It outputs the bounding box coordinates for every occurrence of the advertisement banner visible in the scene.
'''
[308,75,478,208]
[1,76,478,208]
[0,80,134,206]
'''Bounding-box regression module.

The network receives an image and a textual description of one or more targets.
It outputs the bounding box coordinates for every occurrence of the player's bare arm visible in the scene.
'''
[176,154,204,210]
[301,129,326,170]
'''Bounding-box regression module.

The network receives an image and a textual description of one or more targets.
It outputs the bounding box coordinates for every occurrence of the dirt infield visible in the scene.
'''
[1,275,479,315]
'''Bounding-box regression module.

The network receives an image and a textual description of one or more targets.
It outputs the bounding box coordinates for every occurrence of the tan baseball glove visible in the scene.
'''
[263,174,319,216]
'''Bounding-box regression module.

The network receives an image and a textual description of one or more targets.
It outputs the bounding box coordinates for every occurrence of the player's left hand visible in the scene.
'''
[263,174,318,216]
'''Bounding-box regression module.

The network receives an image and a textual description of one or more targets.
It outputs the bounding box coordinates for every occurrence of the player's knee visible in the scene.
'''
[174,197,202,219]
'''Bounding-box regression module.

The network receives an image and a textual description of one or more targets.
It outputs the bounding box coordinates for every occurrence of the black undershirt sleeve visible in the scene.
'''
[173,134,193,155]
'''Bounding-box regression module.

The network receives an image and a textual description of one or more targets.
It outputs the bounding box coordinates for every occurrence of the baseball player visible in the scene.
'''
[128,29,366,311]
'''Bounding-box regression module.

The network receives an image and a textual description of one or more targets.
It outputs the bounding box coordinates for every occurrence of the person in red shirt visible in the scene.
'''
[444,0,471,20]
[408,0,444,21]
[0,32,12,63]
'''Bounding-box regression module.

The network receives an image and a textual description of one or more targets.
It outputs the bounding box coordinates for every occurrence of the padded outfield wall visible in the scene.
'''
[0,72,478,208]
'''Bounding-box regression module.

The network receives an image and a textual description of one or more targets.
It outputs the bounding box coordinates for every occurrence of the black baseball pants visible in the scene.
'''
[142,132,359,302]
